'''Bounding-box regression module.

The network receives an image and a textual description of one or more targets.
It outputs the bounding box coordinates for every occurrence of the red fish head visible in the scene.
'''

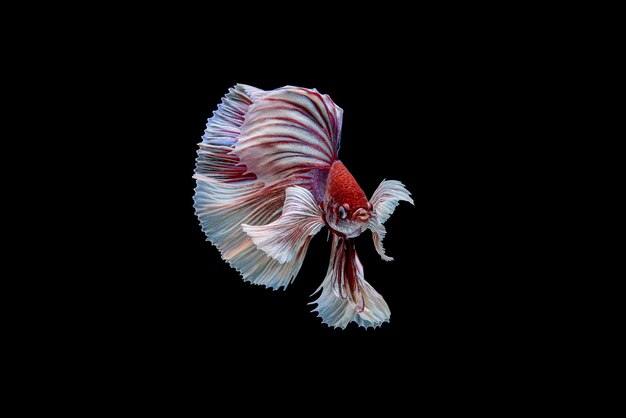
[324,161,372,238]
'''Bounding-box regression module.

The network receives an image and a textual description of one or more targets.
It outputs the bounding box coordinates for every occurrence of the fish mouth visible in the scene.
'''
[344,208,371,238]
[352,208,371,223]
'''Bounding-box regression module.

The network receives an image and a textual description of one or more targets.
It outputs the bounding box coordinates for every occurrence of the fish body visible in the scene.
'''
[193,84,413,329]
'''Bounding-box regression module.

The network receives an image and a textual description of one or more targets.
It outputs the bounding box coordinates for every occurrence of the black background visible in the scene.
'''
[19,8,571,399]
[108,30,540,351]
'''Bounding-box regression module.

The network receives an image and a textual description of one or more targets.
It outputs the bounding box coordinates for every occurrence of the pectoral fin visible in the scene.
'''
[242,186,325,264]
[368,180,413,261]
[369,218,393,261]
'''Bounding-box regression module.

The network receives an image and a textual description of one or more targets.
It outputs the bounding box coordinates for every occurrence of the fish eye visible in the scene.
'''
[338,205,347,219]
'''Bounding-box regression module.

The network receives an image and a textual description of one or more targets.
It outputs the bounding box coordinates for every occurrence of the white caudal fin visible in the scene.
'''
[368,180,414,261]
[194,85,325,290]
[194,175,309,290]
[242,186,325,264]
[311,236,390,329]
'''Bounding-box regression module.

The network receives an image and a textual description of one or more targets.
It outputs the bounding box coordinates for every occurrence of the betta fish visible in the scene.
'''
[193,84,412,329]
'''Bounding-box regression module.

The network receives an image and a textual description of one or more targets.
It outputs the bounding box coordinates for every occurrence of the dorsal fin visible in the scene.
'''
[233,86,343,186]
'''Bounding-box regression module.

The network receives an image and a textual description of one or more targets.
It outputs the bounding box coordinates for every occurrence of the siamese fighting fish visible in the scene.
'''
[193,85,413,329]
